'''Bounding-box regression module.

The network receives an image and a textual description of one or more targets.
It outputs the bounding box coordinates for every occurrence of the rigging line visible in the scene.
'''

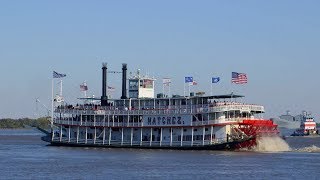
[54,70,124,105]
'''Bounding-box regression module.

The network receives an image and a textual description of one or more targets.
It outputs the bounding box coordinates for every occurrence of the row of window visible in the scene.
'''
[73,132,215,141]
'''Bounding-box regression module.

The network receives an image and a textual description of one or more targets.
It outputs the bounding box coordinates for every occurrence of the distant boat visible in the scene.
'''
[272,117,301,129]
[291,114,319,136]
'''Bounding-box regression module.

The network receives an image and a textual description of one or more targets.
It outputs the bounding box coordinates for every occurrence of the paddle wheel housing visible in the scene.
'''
[235,119,279,149]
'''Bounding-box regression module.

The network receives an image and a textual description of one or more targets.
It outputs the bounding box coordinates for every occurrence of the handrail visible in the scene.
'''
[53,117,251,127]
[55,103,264,116]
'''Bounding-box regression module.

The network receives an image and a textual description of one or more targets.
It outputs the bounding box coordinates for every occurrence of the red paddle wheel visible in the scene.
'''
[235,120,279,149]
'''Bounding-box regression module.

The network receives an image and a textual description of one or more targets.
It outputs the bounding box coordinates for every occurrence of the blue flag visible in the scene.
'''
[185,77,193,83]
[212,77,220,83]
[53,71,66,78]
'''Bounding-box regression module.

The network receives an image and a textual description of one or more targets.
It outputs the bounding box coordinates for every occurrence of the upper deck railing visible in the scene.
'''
[54,102,264,115]
[53,117,254,128]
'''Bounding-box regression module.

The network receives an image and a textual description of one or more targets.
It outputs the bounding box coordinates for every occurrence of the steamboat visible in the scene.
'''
[48,63,279,150]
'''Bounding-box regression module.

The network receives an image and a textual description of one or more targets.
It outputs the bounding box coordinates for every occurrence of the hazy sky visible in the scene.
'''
[0,1,319,119]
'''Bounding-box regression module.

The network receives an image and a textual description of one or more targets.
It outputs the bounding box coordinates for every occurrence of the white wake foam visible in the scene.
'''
[253,136,291,152]
[295,145,320,153]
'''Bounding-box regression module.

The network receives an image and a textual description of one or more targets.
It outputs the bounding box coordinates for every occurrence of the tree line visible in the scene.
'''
[0,117,50,129]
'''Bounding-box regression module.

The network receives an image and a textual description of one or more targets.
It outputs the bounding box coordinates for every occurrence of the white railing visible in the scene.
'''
[54,118,248,127]
[55,104,264,116]
[208,104,264,113]
[53,118,144,127]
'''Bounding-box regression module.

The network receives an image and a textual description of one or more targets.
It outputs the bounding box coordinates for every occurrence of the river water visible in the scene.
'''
[0,129,320,180]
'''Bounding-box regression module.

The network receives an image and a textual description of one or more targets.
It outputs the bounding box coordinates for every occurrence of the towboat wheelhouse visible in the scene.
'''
[50,63,279,150]
[292,113,318,136]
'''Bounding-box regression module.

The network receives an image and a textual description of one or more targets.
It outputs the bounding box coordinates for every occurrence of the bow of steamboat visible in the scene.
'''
[49,63,279,150]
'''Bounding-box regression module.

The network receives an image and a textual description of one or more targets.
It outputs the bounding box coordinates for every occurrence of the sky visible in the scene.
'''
[0,1,320,120]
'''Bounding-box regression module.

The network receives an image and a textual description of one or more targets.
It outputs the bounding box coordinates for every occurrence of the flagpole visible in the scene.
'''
[51,77,54,141]
[211,83,213,96]
[162,83,164,96]
[231,73,233,94]
[231,80,233,95]
[84,81,87,98]
[183,82,185,96]
[188,83,191,96]
[169,83,171,98]
[59,79,62,96]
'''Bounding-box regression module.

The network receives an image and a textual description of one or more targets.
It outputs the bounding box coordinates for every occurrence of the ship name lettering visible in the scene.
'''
[172,117,176,125]
[147,117,157,125]
[166,117,171,125]
[146,116,184,126]
[177,117,181,124]
[153,117,157,125]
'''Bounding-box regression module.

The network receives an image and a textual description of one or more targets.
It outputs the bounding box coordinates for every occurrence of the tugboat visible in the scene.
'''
[47,63,280,150]
[291,113,319,136]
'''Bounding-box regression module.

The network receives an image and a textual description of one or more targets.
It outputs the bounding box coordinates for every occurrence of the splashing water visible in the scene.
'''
[295,145,320,153]
[253,136,291,152]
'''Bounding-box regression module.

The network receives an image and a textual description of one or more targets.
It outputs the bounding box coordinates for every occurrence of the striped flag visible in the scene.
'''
[189,81,197,86]
[163,78,171,86]
[232,72,247,84]
[53,71,66,78]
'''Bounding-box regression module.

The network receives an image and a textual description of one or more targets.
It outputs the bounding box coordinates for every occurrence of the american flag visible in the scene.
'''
[162,78,171,86]
[232,72,248,84]
[189,81,197,86]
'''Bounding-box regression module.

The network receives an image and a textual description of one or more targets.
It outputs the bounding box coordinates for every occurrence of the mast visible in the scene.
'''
[60,79,63,97]
[51,78,54,141]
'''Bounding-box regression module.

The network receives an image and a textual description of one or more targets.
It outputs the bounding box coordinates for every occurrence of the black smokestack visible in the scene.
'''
[101,63,108,106]
[121,63,127,99]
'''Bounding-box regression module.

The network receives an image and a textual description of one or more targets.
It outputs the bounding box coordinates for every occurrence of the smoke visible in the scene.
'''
[253,136,291,152]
